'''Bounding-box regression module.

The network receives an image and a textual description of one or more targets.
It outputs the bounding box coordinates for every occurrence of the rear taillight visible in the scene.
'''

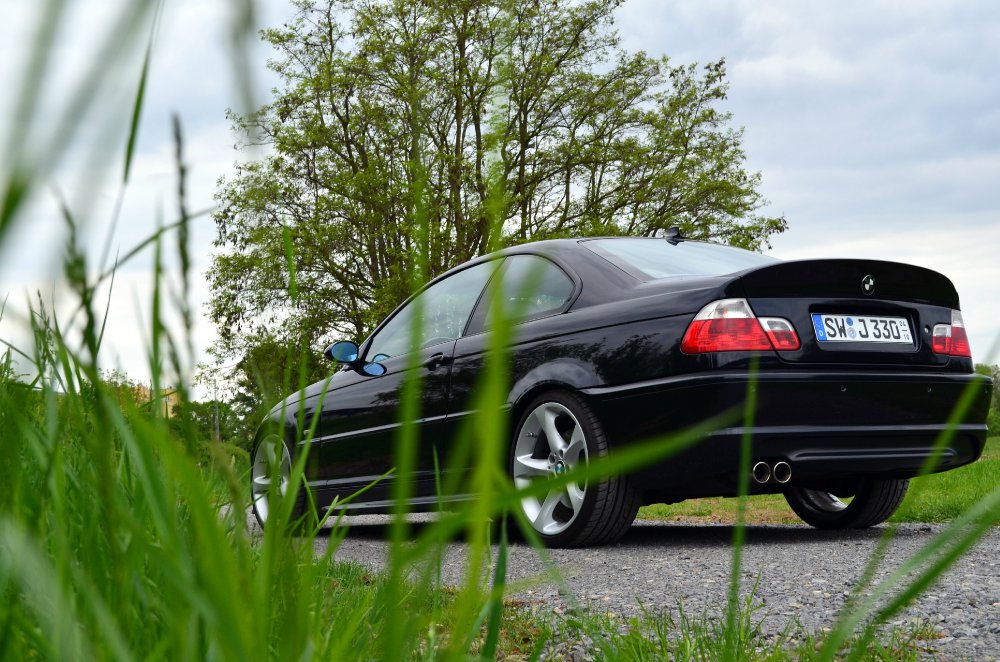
[681,299,799,353]
[932,310,972,357]
[759,317,801,351]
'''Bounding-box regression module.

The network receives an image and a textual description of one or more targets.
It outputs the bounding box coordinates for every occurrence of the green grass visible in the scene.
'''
[893,436,1000,522]
[488,580,944,661]
[638,437,1000,525]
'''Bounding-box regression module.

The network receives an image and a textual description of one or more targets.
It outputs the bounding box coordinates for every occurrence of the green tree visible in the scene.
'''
[226,335,326,433]
[94,368,148,411]
[209,0,786,365]
[975,363,999,404]
[169,400,242,446]
[975,363,999,435]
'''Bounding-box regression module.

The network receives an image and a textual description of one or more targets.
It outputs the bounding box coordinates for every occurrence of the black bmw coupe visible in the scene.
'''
[251,236,993,547]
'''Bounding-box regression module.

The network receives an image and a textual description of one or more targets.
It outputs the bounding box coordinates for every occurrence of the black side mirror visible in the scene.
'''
[324,341,359,363]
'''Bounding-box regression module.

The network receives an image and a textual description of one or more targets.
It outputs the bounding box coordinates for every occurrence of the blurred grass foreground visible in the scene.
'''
[1,1,999,660]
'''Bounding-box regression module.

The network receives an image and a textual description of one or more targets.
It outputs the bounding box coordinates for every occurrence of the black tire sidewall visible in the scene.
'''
[785,478,909,529]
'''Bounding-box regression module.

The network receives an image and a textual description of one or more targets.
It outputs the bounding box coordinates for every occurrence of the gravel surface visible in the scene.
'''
[313,516,1000,660]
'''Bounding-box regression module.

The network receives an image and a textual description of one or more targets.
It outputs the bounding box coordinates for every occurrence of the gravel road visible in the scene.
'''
[314,516,1000,660]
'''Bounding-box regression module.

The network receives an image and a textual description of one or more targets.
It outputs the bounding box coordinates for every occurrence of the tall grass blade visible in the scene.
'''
[480,517,509,660]
[0,520,92,660]
[725,356,758,659]
[123,8,159,184]
[820,348,997,659]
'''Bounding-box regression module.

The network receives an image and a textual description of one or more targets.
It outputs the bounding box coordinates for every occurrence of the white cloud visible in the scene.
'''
[734,47,854,88]
[0,0,294,396]
[615,0,1000,361]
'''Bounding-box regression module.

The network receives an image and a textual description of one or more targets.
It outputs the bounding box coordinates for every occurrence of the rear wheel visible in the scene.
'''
[510,391,639,548]
[784,478,909,529]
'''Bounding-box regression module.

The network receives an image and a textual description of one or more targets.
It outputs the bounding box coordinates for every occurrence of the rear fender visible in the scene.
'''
[508,358,601,417]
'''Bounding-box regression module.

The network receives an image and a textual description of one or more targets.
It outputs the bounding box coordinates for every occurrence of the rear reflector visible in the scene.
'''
[932,310,972,357]
[681,299,799,353]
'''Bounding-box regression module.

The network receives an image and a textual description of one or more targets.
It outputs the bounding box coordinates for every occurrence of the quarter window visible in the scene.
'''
[484,255,574,326]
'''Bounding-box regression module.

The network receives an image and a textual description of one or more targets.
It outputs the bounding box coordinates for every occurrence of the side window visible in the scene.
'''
[366,261,496,360]
[484,255,574,327]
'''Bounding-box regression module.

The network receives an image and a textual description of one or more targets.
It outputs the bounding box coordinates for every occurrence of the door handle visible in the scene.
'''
[424,353,452,371]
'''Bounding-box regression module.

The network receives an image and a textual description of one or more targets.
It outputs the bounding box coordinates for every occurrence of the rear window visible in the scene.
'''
[584,238,778,280]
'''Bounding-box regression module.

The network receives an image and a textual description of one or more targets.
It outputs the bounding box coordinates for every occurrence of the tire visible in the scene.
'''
[784,478,909,529]
[250,434,311,531]
[510,390,639,548]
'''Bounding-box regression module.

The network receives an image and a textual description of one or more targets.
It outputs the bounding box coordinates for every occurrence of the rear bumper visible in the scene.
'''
[584,370,992,497]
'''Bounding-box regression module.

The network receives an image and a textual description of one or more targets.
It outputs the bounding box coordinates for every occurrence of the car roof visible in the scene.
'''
[432,236,709,306]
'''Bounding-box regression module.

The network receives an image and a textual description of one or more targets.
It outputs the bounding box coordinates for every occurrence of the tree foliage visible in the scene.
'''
[220,336,325,435]
[209,0,787,369]
[975,363,1000,435]
[975,363,1000,405]
[169,400,242,446]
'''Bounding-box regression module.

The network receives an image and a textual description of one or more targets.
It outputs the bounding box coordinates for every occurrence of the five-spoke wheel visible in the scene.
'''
[510,391,639,547]
[251,434,291,526]
[512,401,589,536]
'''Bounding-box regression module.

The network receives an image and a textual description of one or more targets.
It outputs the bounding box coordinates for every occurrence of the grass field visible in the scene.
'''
[638,437,1000,525]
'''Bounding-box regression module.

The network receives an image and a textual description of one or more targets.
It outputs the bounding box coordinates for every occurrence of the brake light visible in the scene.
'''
[931,310,971,357]
[681,299,799,353]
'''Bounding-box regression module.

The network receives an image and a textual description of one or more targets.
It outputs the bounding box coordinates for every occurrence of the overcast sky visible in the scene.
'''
[1,0,998,394]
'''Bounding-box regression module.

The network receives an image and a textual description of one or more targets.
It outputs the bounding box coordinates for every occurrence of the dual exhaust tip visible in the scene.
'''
[752,460,792,485]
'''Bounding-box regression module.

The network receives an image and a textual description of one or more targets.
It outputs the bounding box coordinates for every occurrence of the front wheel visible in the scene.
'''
[251,434,309,530]
[784,478,909,529]
[510,391,639,548]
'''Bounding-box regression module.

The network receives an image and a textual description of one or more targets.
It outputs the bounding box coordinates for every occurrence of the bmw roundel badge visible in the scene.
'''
[861,274,875,296]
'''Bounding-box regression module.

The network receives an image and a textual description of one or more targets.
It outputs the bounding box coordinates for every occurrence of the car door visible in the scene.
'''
[447,254,578,464]
[308,260,498,502]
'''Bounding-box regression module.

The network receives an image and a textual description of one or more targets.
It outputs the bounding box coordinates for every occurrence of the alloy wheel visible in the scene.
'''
[512,401,589,535]
[251,435,291,524]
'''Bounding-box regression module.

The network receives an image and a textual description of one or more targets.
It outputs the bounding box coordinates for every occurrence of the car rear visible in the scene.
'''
[579,238,993,504]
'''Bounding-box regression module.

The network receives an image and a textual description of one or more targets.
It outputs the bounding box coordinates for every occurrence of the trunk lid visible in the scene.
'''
[737,259,960,367]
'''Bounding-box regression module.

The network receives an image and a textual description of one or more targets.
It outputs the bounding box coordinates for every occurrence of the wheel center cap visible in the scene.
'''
[552,461,567,475]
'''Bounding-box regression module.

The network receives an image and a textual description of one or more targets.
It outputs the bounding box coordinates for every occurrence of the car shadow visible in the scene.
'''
[619,521,901,547]
[314,516,923,548]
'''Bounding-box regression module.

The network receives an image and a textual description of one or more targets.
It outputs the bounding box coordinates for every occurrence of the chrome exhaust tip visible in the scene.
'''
[772,461,792,484]
[751,461,771,484]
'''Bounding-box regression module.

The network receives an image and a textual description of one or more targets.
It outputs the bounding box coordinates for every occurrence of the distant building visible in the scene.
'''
[133,385,182,418]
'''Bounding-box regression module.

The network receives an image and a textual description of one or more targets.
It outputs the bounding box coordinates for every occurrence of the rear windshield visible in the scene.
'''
[584,238,778,280]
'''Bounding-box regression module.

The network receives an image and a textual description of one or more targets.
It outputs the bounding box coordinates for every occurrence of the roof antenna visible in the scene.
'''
[664,226,685,245]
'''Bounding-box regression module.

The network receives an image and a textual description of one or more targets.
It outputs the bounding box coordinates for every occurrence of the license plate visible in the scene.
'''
[811,314,912,344]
